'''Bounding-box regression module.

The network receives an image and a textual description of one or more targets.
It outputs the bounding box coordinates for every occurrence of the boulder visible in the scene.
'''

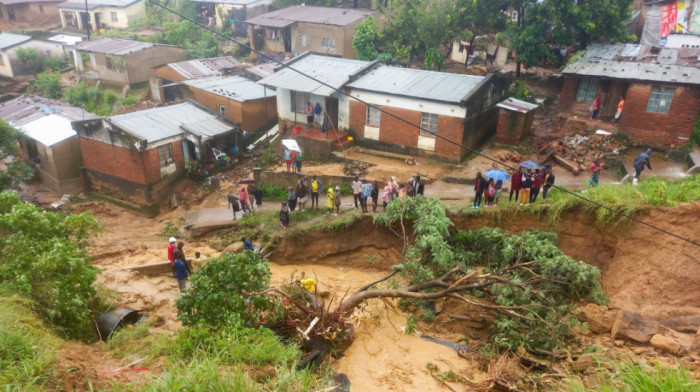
[579,304,618,334]
[611,310,660,343]
[572,353,596,372]
[223,242,244,253]
[650,334,681,355]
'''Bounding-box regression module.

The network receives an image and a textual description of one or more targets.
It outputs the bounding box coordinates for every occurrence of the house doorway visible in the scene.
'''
[183,139,198,163]
[599,80,628,118]
[283,27,291,52]
[325,97,339,130]
[253,28,265,50]
[93,12,101,30]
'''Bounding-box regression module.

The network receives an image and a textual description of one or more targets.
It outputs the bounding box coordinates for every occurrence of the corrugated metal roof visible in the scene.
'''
[190,0,270,5]
[0,95,98,126]
[347,66,484,104]
[59,0,139,10]
[0,32,31,50]
[167,56,243,80]
[259,54,372,97]
[75,38,154,55]
[562,43,700,85]
[185,76,275,102]
[247,5,376,28]
[20,114,76,147]
[108,102,234,144]
[246,63,275,78]
[496,97,538,113]
[48,34,83,46]
[0,0,60,5]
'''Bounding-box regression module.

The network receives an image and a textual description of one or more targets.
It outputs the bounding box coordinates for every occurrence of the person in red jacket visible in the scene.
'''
[509,167,522,204]
[167,237,177,267]
[530,169,543,203]
[471,172,487,209]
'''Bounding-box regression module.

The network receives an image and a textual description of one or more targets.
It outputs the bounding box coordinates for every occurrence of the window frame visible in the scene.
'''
[575,77,598,102]
[219,104,226,116]
[366,105,381,126]
[110,11,118,21]
[157,144,173,167]
[290,91,310,113]
[511,10,518,22]
[420,112,438,136]
[322,37,335,49]
[646,86,675,114]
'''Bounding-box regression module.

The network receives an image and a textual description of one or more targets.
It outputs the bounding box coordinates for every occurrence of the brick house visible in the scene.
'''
[0,95,99,194]
[181,76,277,135]
[73,38,187,86]
[58,0,144,31]
[259,53,375,133]
[247,5,376,59]
[560,43,700,147]
[72,101,239,204]
[150,56,246,103]
[494,97,538,145]
[0,32,65,79]
[0,0,62,29]
[345,66,508,161]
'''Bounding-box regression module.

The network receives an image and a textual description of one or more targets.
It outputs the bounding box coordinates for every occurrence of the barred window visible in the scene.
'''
[366,105,380,126]
[420,113,438,135]
[290,91,310,113]
[646,86,675,114]
[575,78,598,101]
[157,144,173,167]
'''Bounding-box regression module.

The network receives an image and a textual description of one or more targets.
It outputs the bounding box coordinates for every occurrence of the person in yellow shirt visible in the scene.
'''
[310,175,323,209]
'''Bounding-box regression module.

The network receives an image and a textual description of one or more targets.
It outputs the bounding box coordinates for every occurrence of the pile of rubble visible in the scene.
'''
[343,160,372,177]
[498,151,523,164]
[537,133,628,174]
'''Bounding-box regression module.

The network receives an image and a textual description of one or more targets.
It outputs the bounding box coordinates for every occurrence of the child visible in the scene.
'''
[494,179,503,206]
[530,169,543,203]
[333,186,341,216]
[485,178,496,207]
[279,201,290,229]
[326,186,335,215]
[398,183,406,199]
[239,187,252,214]
[382,182,392,211]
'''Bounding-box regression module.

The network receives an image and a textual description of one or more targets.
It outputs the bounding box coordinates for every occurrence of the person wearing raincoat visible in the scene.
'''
[326,186,335,215]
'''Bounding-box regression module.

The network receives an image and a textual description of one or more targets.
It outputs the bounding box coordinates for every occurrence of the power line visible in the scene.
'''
[145,0,699,248]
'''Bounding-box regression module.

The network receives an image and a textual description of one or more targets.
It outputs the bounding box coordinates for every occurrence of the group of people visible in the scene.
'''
[305,102,324,127]
[473,164,556,209]
[588,95,625,126]
[167,237,197,292]
[283,147,303,174]
[227,183,264,220]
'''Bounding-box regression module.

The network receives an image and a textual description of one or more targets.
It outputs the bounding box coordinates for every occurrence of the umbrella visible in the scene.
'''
[519,160,541,170]
[281,139,301,153]
[484,168,510,180]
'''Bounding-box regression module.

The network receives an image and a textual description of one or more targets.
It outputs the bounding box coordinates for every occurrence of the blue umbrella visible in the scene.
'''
[484,169,510,180]
[519,160,541,170]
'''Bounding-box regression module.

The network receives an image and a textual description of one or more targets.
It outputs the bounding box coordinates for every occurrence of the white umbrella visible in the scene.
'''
[281,139,302,153]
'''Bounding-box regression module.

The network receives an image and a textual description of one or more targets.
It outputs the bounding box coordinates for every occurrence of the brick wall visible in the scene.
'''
[154,65,186,83]
[495,109,533,144]
[620,83,700,146]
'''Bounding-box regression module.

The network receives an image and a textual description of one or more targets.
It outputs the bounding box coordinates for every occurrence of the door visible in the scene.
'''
[325,97,339,130]
[254,29,265,50]
[94,12,100,29]
[283,27,291,52]
[602,82,628,118]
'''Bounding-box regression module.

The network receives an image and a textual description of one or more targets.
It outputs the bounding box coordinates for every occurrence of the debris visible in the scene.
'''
[553,155,581,174]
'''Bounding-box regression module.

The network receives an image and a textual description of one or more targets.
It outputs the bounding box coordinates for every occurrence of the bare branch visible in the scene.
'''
[357,270,398,292]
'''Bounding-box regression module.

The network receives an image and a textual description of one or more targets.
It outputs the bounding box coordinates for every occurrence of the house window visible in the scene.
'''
[646,86,675,114]
[39,5,44,13]
[297,34,309,47]
[575,77,598,101]
[157,144,173,167]
[290,90,310,113]
[219,104,226,116]
[265,28,281,41]
[110,11,118,21]
[106,57,114,69]
[322,37,335,49]
[511,10,517,22]
[366,105,380,126]
[420,112,438,135]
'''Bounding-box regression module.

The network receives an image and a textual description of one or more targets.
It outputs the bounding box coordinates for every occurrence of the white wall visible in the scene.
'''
[347,89,467,118]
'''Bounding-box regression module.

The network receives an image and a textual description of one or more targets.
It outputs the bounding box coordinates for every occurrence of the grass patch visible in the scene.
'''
[567,360,700,391]
[258,184,288,201]
[0,293,59,390]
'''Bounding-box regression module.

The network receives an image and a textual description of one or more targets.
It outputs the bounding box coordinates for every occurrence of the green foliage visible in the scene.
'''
[0,120,31,191]
[158,20,220,59]
[176,252,272,327]
[160,221,181,238]
[15,47,39,73]
[404,314,417,334]
[508,79,535,103]
[353,17,379,61]
[258,148,279,168]
[451,227,606,350]
[510,0,634,68]
[0,192,101,339]
[258,183,288,200]
[64,81,89,107]
[0,295,58,389]
[690,112,700,148]
[64,82,142,115]
[34,71,62,99]
[455,0,509,43]
[42,57,68,72]
[567,360,700,391]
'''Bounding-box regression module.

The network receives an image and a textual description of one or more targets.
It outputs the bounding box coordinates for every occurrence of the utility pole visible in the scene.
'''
[84,0,90,41]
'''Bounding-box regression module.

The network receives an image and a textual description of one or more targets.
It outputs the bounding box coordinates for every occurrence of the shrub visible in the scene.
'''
[176,252,272,327]
[0,192,101,339]
[258,184,288,200]
[34,71,62,99]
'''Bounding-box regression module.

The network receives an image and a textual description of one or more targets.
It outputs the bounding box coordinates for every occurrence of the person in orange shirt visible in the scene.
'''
[613,95,624,125]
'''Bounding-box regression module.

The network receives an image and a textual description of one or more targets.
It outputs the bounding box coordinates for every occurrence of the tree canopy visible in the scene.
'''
[0,120,31,191]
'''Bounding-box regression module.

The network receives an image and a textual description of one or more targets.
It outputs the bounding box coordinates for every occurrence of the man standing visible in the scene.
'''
[310,175,323,209]
[173,254,188,292]
[314,102,322,125]
[613,95,624,125]
[296,176,308,211]
[632,148,652,185]
[414,175,425,196]
[351,176,362,209]
[167,237,177,268]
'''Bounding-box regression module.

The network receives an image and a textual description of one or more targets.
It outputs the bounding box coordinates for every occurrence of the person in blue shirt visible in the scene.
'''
[241,237,254,252]
[173,256,188,292]
[360,179,372,213]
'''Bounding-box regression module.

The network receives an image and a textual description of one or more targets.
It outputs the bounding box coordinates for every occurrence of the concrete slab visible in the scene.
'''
[183,206,238,237]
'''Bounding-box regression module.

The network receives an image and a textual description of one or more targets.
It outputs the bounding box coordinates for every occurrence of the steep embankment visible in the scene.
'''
[270,202,700,321]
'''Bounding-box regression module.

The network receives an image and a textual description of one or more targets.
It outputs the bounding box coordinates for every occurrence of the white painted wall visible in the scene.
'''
[347,89,467,118]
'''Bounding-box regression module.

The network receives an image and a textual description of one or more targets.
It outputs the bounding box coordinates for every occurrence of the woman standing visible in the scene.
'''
[239,186,252,214]
[306,102,314,127]
[382,182,392,211]
[287,186,297,212]
[519,170,533,206]
[509,167,522,204]
[472,172,487,209]
[371,180,379,213]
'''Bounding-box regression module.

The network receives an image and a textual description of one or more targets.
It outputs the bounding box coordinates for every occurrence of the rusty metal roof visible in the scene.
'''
[0,95,98,126]
[563,43,700,85]
[0,32,31,50]
[166,56,244,80]
[259,54,373,97]
[75,38,155,55]
[247,5,376,28]
[246,63,275,79]
[496,97,538,113]
[59,0,139,10]
[184,76,276,102]
[0,0,60,5]
[347,66,485,104]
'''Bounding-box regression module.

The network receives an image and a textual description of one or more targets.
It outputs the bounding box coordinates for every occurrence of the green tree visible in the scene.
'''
[176,252,272,328]
[15,47,40,73]
[510,0,634,67]
[353,17,379,61]
[0,120,31,190]
[34,71,62,99]
[176,0,198,20]
[455,0,510,58]
[0,192,101,339]
[160,20,220,58]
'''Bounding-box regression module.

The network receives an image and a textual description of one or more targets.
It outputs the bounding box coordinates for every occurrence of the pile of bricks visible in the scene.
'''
[537,133,628,174]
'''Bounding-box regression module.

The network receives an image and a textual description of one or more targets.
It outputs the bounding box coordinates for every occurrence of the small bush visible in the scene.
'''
[258,184,288,200]
[160,221,181,238]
